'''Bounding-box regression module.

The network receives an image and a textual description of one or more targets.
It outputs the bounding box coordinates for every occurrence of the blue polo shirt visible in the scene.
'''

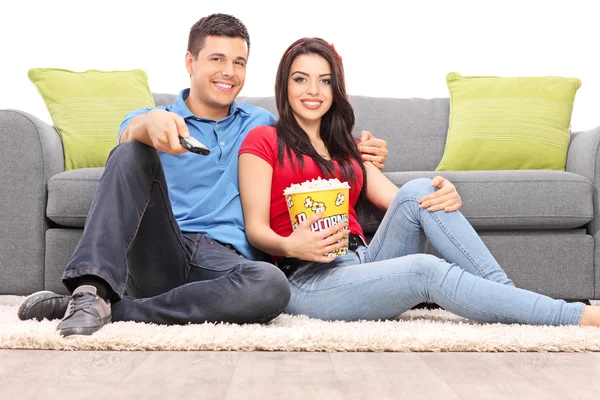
[118,89,276,260]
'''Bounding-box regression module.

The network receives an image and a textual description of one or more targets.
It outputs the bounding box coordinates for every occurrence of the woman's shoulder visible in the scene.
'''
[241,125,279,156]
[246,125,278,144]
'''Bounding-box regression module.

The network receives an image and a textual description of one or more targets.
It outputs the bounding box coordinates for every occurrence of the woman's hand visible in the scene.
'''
[284,212,350,263]
[418,176,462,212]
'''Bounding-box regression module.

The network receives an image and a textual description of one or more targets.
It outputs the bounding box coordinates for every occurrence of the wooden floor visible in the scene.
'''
[1,350,599,399]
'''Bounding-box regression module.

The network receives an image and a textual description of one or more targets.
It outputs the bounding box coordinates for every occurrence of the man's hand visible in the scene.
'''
[418,176,462,212]
[145,109,190,155]
[358,130,388,170]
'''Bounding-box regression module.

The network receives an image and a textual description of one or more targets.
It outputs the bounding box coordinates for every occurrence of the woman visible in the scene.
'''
[238,37,600,326]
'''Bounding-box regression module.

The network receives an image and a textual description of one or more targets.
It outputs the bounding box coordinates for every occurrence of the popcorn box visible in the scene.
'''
[284,178,350,257]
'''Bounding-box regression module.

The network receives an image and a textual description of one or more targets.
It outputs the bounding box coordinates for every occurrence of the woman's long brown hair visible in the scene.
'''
[274,37,366,194]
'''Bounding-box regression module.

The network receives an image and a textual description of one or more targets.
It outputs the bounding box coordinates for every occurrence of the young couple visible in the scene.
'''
[18,13,600,337]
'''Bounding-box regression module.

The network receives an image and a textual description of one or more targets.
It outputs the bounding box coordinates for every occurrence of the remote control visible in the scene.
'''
[179,136,211,155]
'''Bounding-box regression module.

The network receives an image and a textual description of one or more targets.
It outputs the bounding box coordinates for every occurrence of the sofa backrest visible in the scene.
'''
[152,93,451,172]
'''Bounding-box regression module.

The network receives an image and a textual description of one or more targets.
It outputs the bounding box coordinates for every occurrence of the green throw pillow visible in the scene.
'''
[435,72,581,171]
[28,68,155,170]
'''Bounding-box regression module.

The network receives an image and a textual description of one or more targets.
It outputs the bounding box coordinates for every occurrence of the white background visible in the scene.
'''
[1,0,598,131]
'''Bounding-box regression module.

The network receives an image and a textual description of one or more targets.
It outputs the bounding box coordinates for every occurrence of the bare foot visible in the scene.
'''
[579,306,600,327]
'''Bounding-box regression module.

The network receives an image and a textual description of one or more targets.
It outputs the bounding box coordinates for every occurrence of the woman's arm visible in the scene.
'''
[364,162,399,210]
[238,153,349,262]
[238,153,288,256]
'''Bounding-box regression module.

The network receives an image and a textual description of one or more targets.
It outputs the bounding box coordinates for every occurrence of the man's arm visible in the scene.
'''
[120,114,153,145]
[119,109,190,155]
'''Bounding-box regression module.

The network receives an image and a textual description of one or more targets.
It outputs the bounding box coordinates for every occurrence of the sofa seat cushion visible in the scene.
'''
[48,168,593,232]
[47,168,104,227]
[359,170,593,233]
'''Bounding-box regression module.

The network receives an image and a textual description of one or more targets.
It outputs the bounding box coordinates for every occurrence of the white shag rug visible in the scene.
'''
[2,296,600,352]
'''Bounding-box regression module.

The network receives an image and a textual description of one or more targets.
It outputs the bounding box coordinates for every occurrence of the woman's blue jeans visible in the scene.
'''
[286,178,585,325]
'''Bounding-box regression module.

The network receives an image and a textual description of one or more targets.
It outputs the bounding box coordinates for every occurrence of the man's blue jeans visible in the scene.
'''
[62,142,290,325]
[287,178,585,325]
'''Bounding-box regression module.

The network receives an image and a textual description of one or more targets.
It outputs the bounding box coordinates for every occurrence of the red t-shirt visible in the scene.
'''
[239,125,364,240]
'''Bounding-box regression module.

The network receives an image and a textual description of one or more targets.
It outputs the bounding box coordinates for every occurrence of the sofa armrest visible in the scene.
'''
[0,109,64,294]
[567,125,600,234]
[566,125,600,298]
[567,126,600,184]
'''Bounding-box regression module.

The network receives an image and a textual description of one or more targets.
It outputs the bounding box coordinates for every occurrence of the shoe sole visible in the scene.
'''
[60,316,112,338]
[18,291,67,321]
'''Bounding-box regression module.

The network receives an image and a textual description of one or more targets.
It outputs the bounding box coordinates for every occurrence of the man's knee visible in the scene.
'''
[106,141,160,171]
[242,262,291,323]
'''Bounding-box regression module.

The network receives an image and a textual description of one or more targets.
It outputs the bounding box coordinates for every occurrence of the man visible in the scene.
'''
[17,13,389,337]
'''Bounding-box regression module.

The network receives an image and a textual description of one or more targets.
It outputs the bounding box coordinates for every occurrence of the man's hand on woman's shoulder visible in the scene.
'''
[357,130,388,170]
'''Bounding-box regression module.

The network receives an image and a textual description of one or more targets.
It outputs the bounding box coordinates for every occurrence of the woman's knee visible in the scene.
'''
[396,178,435,200]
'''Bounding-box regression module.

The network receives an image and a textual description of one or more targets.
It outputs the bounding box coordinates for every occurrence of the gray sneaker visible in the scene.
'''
[57,285,111,337]
[18,291,70,321]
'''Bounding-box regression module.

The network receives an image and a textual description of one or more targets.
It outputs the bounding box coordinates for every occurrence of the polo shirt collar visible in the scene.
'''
[172,89,251,121]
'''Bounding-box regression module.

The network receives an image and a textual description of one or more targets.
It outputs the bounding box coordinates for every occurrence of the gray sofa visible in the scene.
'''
[1,93,599,301]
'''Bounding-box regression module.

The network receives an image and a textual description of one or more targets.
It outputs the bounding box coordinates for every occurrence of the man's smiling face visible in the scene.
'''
[186,35,248,118]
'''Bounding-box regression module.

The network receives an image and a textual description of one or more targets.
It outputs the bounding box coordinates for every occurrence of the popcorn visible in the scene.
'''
[283,177,350,195]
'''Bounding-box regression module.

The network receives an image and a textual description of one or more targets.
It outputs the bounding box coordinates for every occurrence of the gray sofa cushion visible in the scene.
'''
[358,170,593,234]
[47,167,593,232]
[153,93,177,107]
[352,97,450,172]
[47,168,104,227]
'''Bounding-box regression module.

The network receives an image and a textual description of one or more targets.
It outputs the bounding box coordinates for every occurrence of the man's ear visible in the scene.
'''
[185,51,194,77]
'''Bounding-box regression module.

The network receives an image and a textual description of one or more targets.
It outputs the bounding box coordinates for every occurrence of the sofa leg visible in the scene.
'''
[411,300,592,310]
[565,299,591,305]
[411,302,442,310]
